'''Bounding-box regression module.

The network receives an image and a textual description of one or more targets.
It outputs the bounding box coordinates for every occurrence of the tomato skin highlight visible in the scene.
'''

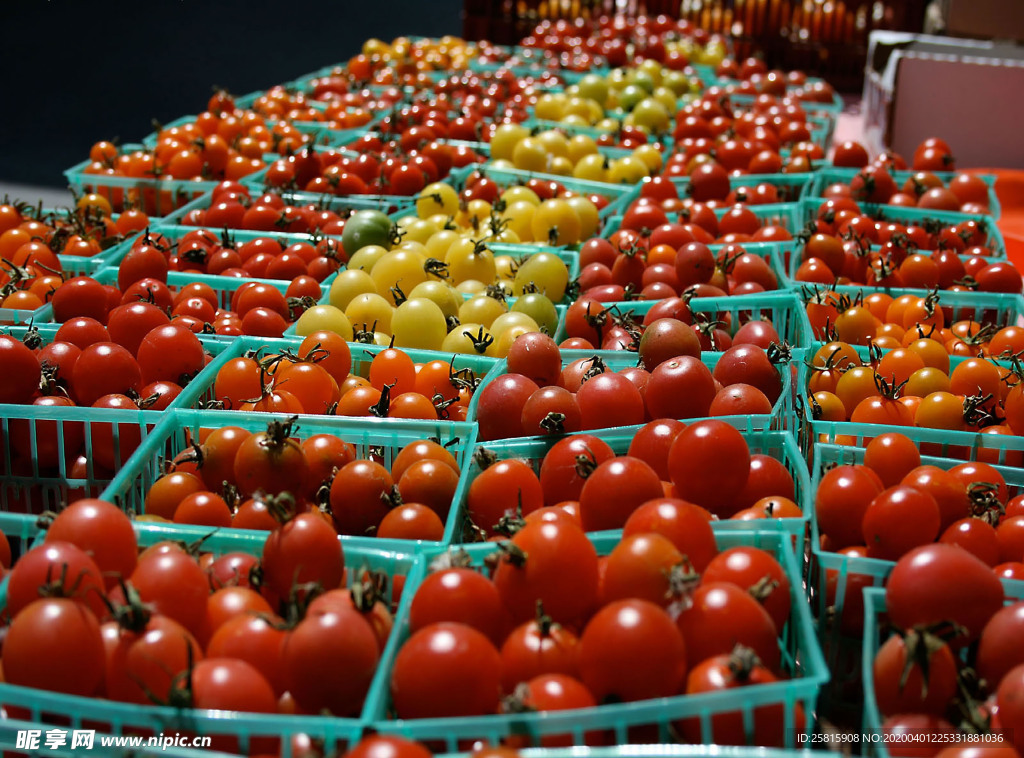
[283,608,380,716]
[667,420,751,517]
[887,543,1004,644]
[390,622,502,719]
[578,598,687,702]
[3,598,105,696]
[493,520,600,625]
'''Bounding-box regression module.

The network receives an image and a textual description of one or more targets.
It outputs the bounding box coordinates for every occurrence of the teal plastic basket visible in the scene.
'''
[554,292,812,350]
[809,441,1024,713]
[490,240,581,280]
[333,131,487,170]
[716,96,836,149]
[0,399,163,515]
[451,165,638,222]
[138,115,209,149]
[469,345,795,443]
[102,407,478,552]
[782,242,1013,290]
[450,423,810,544]
[124,223,343,289]
[604,203,803,243]
[364,527,827,751]
[520,118,669,147]
[0,322,217,513]
[33,266,313,336]
[146,220,342,250]
[724,87,845,117]
[468,56,612,85]
[257,184,417,218]
[285,242,577,329]
[795,287,1024,343]
[16,204,145,261]
[289,119,379,148]
[0,512,48,564]
[670,173,814,204]
[238,165,441,212]
[0,520,419,758]
[798,198,1007,255]
[63,144,239,218]
[795,336,1024,460]
[861,583,1024,758]
[138,113,335,152]
[170,333,499,416]
[806,167,1002,220]
[372,215,581,295]
[161,186,414,227]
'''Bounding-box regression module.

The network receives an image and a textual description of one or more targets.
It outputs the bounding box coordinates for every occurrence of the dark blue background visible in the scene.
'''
[0,0,461,186]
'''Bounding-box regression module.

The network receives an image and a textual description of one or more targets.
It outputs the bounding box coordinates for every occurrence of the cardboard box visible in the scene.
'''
[863,31,1024,168]
[946,0,1024,41]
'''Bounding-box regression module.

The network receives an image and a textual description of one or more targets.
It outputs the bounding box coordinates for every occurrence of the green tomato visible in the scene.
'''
[628,70,656,94]
[576,74,610,107]
[662,70,690,96]
[342,210,396,255]
[511,292,560,336]
[617,84,647,111]
[631,98,670,134]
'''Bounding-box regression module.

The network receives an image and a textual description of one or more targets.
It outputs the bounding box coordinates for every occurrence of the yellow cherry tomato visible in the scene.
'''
[401,218,441,245]
[607,155,650,184]
[408,280,462,320]
[573,153,609,183]
[500,201,537,242]
[295,305,354,341]
[530,199,582,246]
[371,250,433,305]
[575,74,610,107]
[514,251,570,301]
[416,182,460,218]
[534,130,570,159]
[459,295,508,329]
[567,134,599,165]
[448,239,497,285]
[455,279,487,296]
[494,255,517,280]
[500,185,541,207]
[329,269,378,310]
[490,311,539,338]
[534,93,566,121]
[424,229,460,260]
[512,137,550,173]
[345,293,394,334]
[391,298,447,350]
[511,292,560,335]
[490,123,531,161]
[441,323,494,355]
[487,324,535,359]
[346,244,389,273]
[548,156,574,176]
[565,196,599,239]
[632,144,664,173]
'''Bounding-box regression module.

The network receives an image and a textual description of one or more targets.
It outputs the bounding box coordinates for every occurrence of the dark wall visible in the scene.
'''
[0,0,462,186]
